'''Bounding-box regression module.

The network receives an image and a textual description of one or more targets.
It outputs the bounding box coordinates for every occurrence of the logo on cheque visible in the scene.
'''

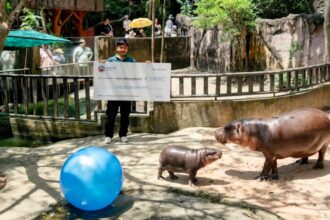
[98,65,105,73]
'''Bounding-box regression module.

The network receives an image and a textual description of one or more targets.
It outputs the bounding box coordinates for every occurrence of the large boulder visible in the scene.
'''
[313,0,325,13]
[176,13,325,72]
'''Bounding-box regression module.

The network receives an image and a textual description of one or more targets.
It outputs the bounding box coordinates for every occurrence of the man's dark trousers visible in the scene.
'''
[105,101,131,138]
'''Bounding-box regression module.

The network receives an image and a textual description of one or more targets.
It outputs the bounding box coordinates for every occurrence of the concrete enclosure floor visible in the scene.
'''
[0,127,330,219]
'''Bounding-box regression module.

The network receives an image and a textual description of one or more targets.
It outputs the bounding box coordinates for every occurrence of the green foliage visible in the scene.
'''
[176,0,193,17]
[289,41,301,57]
[194,0,256,40]
[6,2,13,12]
[105,0,149,18]
[19,9,42,30]
[253,0,314,19]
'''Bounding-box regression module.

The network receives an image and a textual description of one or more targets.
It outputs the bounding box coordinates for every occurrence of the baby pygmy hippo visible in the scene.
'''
[158,146,222,186]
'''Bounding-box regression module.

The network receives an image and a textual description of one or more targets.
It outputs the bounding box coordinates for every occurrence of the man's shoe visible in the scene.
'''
[104,137,112,144]
[121,136,128,143]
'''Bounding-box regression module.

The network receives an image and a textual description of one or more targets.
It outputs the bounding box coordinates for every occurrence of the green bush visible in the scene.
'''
[253,0,314,19]
[194,0,256,40]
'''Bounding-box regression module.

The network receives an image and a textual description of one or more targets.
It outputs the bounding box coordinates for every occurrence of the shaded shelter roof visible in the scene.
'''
[4,30,71,49]
[28,0,104,11]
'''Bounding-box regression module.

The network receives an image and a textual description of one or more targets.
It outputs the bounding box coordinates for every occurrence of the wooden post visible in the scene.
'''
[151,0,155,62]
[190,27,194,68]
[324,0,330,62]
[160,0,166,63]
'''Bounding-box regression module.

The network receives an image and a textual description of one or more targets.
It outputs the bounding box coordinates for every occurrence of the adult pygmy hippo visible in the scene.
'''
[215,108,330,180]
[158,146,222,186]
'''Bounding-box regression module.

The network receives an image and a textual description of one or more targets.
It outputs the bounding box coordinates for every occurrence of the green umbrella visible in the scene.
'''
[4,30,71,48]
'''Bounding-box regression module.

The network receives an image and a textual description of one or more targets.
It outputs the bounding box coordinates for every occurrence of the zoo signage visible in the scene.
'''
[93,61,171,101]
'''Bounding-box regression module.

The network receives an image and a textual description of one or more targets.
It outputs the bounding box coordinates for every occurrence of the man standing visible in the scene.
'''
[73,39,93,75]
[123,15,131,32]
[0,50,15,70]
[99,18,114,37]
[104,39,135,144]
[165,14,174,37]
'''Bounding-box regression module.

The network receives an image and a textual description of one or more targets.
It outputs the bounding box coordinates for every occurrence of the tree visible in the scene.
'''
[105,0,149,18]
[0,0,30,191]
[0,0,30,54]
[19,8,42,30]
[176,0,194,17]
[325,0,330,62]
[253,0,314,19]
[194,0,256,40]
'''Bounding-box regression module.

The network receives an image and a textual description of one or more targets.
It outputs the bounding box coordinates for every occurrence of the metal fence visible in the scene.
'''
[1,63,330,122]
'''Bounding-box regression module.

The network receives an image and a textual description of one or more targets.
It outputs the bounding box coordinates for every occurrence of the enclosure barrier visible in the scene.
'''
[171,64,330,99]
[1,63,330,122]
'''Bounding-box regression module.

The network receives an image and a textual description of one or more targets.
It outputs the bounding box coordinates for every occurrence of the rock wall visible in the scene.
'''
[176,13,325,72]
[314,0,324,13]
[258,13,324,70]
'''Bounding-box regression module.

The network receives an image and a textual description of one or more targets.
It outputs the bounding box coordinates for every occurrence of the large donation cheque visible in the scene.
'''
[93,61,171,101]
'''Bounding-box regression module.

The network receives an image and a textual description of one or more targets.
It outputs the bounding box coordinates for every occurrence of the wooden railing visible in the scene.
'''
[1,63,330,121]
[39,62,94,76]
[171,64,330,99]
[0,69,148,122]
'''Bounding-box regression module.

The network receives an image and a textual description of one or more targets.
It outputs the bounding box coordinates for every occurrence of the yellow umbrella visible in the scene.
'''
[129,18,153,29]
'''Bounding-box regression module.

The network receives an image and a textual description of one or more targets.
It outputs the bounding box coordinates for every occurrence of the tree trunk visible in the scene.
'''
[0,0,29,54]
[0,0,29,185]
[0,1,10,52]
[0,22,10,53]
[53,9,62,36]
[324,0,330,62]
[72,11,87,37]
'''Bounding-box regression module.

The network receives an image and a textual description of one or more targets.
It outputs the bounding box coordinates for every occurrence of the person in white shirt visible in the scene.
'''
[0,50,15,70]
[73,39,93,75]
[165,14,174,37]
[171,25,178,37]
[123,15,131,32]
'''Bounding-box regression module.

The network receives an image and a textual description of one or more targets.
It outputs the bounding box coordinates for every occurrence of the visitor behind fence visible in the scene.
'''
[0,50,15,71]
[136,28,147,38]
[99,18,114,37]
[171,25,178,37]
[154,18,162,37]
[123,15,131,32]
[104,38,136,144]
[125,29,136,38]
[53,48,66,64]
[73,39,93,75]
[40,45,55,74]
[164,14,174,37]
[40,45,55,68]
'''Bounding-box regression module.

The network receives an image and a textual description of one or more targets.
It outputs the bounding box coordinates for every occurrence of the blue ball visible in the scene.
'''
[60,146,123,211]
